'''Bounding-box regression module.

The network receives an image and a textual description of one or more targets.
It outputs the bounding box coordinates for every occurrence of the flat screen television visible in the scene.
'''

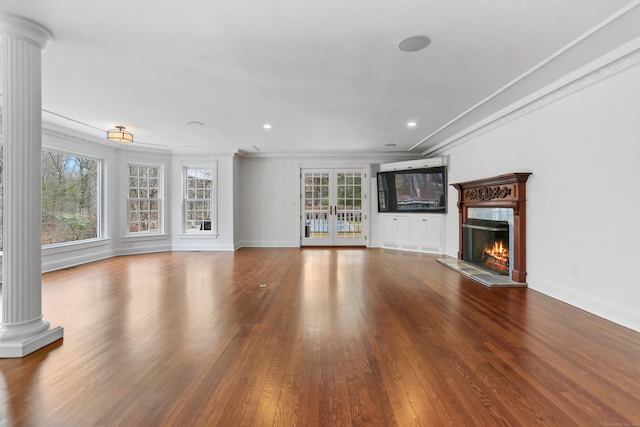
[377,166,447,213]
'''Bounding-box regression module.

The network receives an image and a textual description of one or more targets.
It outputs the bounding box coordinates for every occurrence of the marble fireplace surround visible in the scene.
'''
[449,172,532,284]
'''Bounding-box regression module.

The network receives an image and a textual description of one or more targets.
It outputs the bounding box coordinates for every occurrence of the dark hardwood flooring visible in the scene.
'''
[0,248,638,426]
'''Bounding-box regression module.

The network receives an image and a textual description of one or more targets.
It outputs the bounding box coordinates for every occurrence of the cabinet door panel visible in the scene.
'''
[381,215,397,244]
[424,215,442,249]
[407,217,428,246]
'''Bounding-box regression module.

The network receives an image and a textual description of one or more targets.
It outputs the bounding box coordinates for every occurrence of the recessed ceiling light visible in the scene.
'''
[186,120,204,127]
[407,121,417,128]
[263,124,272,129]
[398,35,431,52]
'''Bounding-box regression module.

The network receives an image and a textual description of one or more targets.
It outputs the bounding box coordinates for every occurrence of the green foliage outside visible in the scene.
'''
[0,147,99,250]
[49,213,95,244]
[41,151,98,245]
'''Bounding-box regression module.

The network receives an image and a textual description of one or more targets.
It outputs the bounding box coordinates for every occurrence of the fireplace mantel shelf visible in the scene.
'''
[451,172,531,283]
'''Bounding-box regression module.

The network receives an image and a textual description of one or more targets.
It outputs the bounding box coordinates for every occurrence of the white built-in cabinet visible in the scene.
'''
[380,213,444,253]
[376,157,447,254]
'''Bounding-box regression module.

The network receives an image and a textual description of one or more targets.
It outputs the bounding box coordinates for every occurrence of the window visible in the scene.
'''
[184,166,214,233]
[41,150,100,245]
[128,164,162,234]
[0,145,3,250]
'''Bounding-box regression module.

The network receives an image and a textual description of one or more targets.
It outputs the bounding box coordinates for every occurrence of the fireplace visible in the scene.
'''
[463,218,510,275]
[452,173,531,283]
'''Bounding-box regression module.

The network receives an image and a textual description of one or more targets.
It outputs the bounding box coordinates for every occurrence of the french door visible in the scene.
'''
[301,168,366,246]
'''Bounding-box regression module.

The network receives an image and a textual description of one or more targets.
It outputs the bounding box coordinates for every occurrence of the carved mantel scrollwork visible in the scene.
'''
[463,186,511,201]
[451,172,531,283]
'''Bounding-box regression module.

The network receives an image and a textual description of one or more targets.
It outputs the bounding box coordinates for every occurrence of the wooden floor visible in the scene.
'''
[1,248,639,426]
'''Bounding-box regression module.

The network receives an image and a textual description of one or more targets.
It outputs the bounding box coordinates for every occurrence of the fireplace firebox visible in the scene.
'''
[462,218,510,275]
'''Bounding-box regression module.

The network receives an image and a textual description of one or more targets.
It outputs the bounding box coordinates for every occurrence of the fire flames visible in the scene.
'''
[482,240,509,272]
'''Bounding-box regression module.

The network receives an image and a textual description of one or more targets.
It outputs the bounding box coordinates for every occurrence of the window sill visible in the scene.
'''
[42,238,112,254]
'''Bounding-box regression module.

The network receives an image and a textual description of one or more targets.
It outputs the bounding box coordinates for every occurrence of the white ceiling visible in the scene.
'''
[1,1,639,154]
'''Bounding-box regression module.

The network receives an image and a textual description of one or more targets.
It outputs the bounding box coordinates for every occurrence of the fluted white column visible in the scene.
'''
[0,14,63,357]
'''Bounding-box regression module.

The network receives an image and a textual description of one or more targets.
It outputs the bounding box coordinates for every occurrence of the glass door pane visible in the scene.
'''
[301,168,366,246]
[302,170,333,245]
[334,171,365,245]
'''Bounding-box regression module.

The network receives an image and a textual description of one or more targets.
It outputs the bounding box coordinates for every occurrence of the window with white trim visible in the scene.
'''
[41,150,101,245]
[127,164,162,234]
[0,146,102,248]
[184,166,214,233]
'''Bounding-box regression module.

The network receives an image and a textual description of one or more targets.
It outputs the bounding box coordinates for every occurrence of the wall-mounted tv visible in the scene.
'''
[377,166,447,213]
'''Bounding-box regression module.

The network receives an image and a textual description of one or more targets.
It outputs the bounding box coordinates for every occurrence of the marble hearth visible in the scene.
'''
[436,257,526,287]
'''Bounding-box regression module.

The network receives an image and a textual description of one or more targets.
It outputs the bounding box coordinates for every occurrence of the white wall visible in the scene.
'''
[237,154,420,248]
[238,157,300,247]
[440,60,640,332]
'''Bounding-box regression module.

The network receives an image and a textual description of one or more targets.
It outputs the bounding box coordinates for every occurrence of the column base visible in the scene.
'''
[0,326,63,358]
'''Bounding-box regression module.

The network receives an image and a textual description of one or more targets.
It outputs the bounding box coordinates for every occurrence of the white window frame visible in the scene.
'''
[183,163,217,235]
[126,162,164,236]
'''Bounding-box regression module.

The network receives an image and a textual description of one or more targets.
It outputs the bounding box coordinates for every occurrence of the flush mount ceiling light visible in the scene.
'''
[263,124,272,129]
[106,125,133,143]
[407,121,417,127]
[398,35,431,52]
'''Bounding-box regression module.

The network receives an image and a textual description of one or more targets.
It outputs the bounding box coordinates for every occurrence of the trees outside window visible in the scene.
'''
[0,146,100,249]
[128,164,161,234]
[41,150,99,245]
[184,167,214,232]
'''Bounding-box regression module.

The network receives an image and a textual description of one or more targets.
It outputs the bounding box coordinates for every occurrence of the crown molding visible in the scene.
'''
[42,124,110,148]
[417,1,640,156]
[237,150,422,162]
[423,39,640,157]
[173,151,237,159]
[2,124,414,162]
[40,124,172,155]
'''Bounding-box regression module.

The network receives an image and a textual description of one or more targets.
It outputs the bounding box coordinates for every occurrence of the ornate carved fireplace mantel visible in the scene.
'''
[452,173,531,282]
